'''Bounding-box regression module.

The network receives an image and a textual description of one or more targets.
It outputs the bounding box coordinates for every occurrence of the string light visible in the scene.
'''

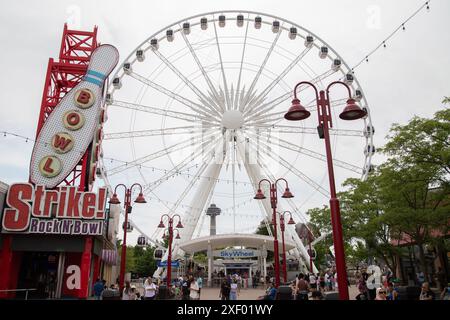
[351,0,432,72]
[1,130,259,187]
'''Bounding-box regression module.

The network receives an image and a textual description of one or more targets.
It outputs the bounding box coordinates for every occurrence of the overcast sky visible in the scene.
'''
[1,0,449,243]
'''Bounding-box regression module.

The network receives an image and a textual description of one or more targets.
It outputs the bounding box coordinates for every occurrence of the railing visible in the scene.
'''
[0,289,37,300]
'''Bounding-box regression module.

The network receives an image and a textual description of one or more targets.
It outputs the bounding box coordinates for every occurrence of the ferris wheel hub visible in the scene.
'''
[221,110,244,130]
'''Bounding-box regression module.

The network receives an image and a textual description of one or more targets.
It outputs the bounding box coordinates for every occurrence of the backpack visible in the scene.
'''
[182,281,190,295]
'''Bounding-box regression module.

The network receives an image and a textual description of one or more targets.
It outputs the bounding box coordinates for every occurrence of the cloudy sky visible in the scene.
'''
[1,0,449,243]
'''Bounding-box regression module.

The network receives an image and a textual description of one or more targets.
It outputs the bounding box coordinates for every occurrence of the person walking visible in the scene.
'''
[356,275,369,300]
[309,273,317,291]
[190,277,200,300]
[386,282,398,301]
[419,282,435,300]
[144,277,158,300]
[220,279,231,300]
[93,278,104,300]
[296,273,310,301]
[319,273,325,292]
[197,276,203,299]
[436,267,447,292]
[440,283,450,300]
[229,279,239,300]
[375,288,387,300]
[122,281,132,300]
[181,275,191,300]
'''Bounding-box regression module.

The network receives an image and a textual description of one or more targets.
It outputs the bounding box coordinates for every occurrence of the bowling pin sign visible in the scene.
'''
[30,45,119,188]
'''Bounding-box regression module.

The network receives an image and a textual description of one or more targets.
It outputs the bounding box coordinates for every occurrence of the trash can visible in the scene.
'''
[323,292,340,300]
[276,285,293,300]
[397,286,421,300]
[157,285,169,300]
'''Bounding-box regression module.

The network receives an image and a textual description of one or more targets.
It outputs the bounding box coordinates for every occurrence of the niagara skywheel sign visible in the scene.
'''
[99,11,375,276]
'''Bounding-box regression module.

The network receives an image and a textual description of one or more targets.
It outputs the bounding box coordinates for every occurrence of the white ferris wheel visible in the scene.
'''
[99,11,375,273]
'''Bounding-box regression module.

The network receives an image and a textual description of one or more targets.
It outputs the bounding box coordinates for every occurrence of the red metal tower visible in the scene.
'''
[35,23,99,191]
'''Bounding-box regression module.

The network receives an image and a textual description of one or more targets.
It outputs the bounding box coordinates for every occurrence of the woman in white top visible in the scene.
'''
[189,277,200,300]
[122,281,133,300]
[229,280,238,300]
[144,278,158,300]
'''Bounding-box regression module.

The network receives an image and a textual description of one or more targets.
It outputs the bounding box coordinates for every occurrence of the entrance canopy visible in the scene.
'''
[179,233,296,254]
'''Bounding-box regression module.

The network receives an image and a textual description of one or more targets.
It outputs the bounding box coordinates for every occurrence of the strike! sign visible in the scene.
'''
[1,183,107,236]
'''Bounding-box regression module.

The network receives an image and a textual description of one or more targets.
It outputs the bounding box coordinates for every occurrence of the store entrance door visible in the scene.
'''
[16,252,59,299]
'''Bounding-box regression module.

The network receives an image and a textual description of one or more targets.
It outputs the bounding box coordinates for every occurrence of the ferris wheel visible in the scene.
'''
[99,11,375,273]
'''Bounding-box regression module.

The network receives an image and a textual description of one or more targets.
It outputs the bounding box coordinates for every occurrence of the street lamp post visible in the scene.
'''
[278,211,296,283]
[158,214,183,288]
[284,80,367,300]
[109,183,147,291]
[254,178,294,288]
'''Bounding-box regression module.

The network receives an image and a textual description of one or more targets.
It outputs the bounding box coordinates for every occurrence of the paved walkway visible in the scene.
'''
[199,285,360,300]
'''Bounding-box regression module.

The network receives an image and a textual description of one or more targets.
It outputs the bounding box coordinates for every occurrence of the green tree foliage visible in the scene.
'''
[118,244,158,277]
[308,106,450,280]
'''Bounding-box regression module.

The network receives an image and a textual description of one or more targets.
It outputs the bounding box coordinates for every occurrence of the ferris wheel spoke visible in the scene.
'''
[258,132,363,174]
[236,18,250,111]
[244,68,337,120]
[244,132,330,197]
[109,100,215,124]
[241,136,311,225]
[151,49,223,118]
[246,98,348,124]
[241,24,283,111]
[212,17,231,110]
[169,161,210,217]
[243,47,312,115]
[104,126,218,140]
[263,125,365,137]
[107,131,216,176]
[143,134,222,194]
[129,71,222,121]
[181,31,224,113]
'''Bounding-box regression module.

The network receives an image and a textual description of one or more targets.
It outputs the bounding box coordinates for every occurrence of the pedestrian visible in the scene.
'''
[229,279,239,300]
[93,278,104,300]
[309,273,317,291]
[189,277,200,300]
[181,276,190,300]
[436,267,447,292]
[144,277,158,300]
[290,281,297,300]
[296,273,310,301]
[122,281,132,300]
[440,283,450,300]
[265,282,277,300]
[356,275,368,300]
[375,288,387,301]
[197,276,203,299]
[417,271,425,286]
[319,273,325,292]
[386,282,398,301]
[219,279,231,300]
[324,272,330,291]
[419,282,435,300]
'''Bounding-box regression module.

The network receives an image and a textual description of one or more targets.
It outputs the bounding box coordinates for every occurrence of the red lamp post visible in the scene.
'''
[158,214,183,288]
[278,211,296,283]
[109,183,147,292]
[254,178,294,287]
[284,80,367,300]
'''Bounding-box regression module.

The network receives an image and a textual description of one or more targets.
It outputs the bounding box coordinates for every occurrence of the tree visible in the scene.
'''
[379,108,450,281]
[307,106,449,282]
[134,246,157,277]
